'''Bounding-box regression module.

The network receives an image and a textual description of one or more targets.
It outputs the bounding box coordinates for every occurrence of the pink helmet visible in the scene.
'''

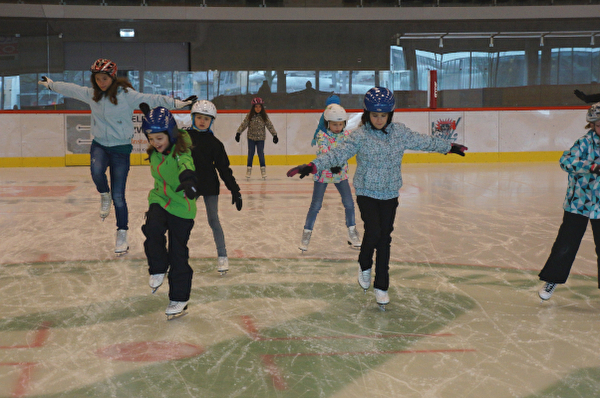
[251,97,264,105]
[90,58,117,78]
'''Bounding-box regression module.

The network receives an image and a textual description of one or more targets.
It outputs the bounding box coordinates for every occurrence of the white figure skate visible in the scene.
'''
[218,257,229,276]
[149,273,165,294]
[299,229,312,253]
[260,166,267,180]
[357,264,371,293]
[166,301,188,320]
[100,192,111,221]
[539,282,556,303]
[347,226,361,249]
[245,167,252,179]
[374,288,390,311]
[115,229,129,256]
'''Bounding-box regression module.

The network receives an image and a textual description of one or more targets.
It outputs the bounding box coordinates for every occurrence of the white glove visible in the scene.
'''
[38,76,53,90]
[174,95,197,109]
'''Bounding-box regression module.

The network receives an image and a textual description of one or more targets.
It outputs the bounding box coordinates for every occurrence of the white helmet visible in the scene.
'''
[323,104,347,122]
[191,100,217,119]
[587,103,600,123]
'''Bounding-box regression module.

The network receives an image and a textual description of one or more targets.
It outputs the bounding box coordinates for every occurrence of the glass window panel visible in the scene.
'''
[215,71,247,96]
[144,71,172,95]
[319,71,349,94]
[351,71,374,95]
[248,71,277,94]
[415,50,441,91]
[2,75,19,110]
[495,51,527,88]
[284,71,315,93]
[389,46,411,91]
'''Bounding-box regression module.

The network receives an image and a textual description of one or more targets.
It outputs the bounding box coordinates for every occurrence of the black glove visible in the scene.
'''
[139,102,151,116]
[232,191,242,211]
[448,143,467,157]
[591,164,600,175]
[184,95,198,103]
[175,169,198,199]
[235,133,241,143]
[287,163,316,179]
[574,89,587,102]
[273,135,279,144]
[330,166,341,174]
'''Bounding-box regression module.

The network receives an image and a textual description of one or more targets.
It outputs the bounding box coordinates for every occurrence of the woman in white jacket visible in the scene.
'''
[38,58,195,255]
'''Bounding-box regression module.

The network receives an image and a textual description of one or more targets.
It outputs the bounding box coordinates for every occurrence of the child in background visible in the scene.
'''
[235,97,278,179]
[139,104,198,320]
[287,87,467,310]
[538,103,600,302]
[311,95,341,147]
[299,103,361,253]
[185,100,243,276]
[38,58,195,255]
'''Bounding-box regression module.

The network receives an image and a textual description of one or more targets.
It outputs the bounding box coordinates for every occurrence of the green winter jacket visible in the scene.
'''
[148,130,197,219]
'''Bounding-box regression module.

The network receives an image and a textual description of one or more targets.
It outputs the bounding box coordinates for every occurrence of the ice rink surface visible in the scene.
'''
[1,163,600,398]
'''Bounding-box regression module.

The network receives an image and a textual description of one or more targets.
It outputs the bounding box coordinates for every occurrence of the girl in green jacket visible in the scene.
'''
[140,104,198,320]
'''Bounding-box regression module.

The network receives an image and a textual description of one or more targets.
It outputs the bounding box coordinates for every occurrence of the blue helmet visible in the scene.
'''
[363,87,395,113]
[141,106,178,144]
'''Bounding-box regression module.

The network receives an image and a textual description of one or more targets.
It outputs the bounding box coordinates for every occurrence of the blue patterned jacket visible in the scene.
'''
[312,122,451,200]
[561,130,600,219]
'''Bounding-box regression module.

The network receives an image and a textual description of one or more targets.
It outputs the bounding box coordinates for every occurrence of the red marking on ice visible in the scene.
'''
[4,362,37,398]
[233,249,246,258]
[261,355,288,391]
[0,321,51,349]
[0,186,75,197]
[36,253,50,263]
[95,341,204,362]
[240,315,260,340]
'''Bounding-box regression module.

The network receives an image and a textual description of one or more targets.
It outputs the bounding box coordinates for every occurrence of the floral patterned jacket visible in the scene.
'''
[313,129,351,184]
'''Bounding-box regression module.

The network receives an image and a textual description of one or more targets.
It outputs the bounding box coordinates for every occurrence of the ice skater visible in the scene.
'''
[37,58,196,255]
[311,94,340,147]
[287,87,467,310]
[139,104,198,320]
[538,103,600,302]
[184,100,243,276]
[298,103,360,253]
[235,97,278,179]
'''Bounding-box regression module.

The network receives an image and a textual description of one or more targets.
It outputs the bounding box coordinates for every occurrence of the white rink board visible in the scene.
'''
[0,108,590,160]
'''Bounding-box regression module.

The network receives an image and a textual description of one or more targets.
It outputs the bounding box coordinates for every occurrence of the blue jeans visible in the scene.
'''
[247,139,265,167]
[202,195,227,257]
[90,141,131,230]
[304,179,356,231]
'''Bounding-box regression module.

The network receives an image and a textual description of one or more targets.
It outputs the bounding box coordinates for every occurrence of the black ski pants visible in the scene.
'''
[539,210,600,287]
[142,203,195,301]
[357,195,399,292]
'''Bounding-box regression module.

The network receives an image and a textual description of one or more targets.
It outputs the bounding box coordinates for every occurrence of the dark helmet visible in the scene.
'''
[363,87,395,113]
[141,106,178,145]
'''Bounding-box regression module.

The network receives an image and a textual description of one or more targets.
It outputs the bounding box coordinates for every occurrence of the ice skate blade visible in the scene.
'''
[347,241,361,250]
[218,270,228,276]
[151,286,160,294]
[166,307,188,321]
[378,304,387,311]
[115,247,129,257]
